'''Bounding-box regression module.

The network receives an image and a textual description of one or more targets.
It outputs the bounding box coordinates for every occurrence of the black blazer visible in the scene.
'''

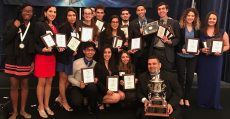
[56,22,75,64]
[94,62,118,95]
[3,20,35,64]
[98,29,126,53]
[34,21,57,55]
[176,28,200,53]
[128,18,153,50]
[149,19,181,63]
[136,71,182,108]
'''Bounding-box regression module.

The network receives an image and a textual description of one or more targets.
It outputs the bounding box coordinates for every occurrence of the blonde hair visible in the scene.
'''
[179,8,201,30]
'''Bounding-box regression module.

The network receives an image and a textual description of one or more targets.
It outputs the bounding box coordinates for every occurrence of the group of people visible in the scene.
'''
[2,1,229,119]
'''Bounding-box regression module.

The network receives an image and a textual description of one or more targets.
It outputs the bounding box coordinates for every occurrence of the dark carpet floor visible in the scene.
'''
[0,72,230,119]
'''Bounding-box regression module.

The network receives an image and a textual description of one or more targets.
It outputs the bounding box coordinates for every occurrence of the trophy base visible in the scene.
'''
[145,104,169,117]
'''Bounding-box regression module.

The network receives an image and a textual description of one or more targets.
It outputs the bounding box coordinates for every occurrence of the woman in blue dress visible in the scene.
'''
[197,11,229,109]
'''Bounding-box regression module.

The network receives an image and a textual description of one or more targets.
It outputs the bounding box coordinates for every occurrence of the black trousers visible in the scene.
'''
[176,55,197,100]
[69,84,98,111]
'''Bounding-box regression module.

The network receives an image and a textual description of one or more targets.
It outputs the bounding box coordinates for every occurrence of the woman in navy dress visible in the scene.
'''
[197,11,229,109]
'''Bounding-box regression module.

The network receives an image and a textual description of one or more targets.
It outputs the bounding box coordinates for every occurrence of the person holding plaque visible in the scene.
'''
[197,11,229,109]
[118,51,137,106]
[55,8,78,112]
[99,15,126,63]
[68,42,98,114]
[2,4,35,119]
[94,4,107,32]
[149,2,180,73]
[175,8,201,108]
[95,46,125,109]
[128,4,153,76]
[136,56,182,119]
[34,5,58,118]
[75,7,99,60]
[120,8,131,41]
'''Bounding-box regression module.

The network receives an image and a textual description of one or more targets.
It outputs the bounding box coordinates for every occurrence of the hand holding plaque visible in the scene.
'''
[107,76,119,92]
[55,33,66,48]
[82,68,95,84]
[96,20,104,32]
[81,27,93,42]
[211,40,223,54]
[186,38,199,54]
[41,33,56,48]
[113,36,123,48]
[67,37,81,52]
[123,74,135,90]
[130,37,141,50]
[143,21,159,36]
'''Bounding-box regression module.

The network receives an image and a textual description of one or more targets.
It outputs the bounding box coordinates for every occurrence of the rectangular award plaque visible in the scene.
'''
[81,68,95,84]
[41,33,56,48]
[67,37,81,52]
[107,76,119,92]
[81,27,93,42]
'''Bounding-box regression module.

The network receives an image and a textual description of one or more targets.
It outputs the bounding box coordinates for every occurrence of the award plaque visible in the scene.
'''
[67,37,81,52]
[166,26,175,39]
[81,68,95,84]
[96,20,104,32]
[41,33,56,48]
[81,27,93,42]
[123,74,135,90]
[107,76,119,92]
[55,33,66,48]
[186,38,199,53]
[143,21,159,36]
[130,37,141,50]
[121,26,129,37]
[211,40,223,54]
[157,26,166,39]
[113,36,123,48]
[145,73,169,117]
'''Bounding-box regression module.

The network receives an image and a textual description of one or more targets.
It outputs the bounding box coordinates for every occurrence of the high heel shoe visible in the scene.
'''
[62,104,73,112]
[8,112,18,119]
[37,109,48,118]
[45,107,54,116]
[20,112,32,119]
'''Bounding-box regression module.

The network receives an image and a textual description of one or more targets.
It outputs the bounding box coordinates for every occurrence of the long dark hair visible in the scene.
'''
[105,15,121,40]
[60,7,78,28]
[100,45,116,72]
[118,51,134,74]
[40,5,56,24]
[201,11,219,36]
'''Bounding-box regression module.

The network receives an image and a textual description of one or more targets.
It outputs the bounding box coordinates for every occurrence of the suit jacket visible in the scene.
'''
[98,29,126,53]
[94,61,118,95]
[176,28,200,53]
[128,18,153,50]
[149,19,181,63]
[136,70,182,108]
[34,21,57,55]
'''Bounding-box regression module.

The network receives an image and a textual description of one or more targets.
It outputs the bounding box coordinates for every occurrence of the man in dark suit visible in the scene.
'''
[149,2,180,72]
[128,4,153,75]
[136,56,182,119]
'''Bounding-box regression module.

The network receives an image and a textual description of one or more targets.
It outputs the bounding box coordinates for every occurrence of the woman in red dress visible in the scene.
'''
[34,5,57,118]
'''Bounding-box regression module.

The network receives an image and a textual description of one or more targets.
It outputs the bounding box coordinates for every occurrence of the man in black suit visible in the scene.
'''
[136,56,182,119]
[149,2,180,72]
[128,4,153,75]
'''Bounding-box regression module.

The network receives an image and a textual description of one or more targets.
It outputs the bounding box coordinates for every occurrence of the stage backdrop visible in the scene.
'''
[3,0,152,7]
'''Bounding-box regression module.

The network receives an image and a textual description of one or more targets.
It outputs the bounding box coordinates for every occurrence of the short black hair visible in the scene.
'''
[148,55,160,63]
[157,2,169,10]
[83,41,96,50]
[120,8,130,14]
[136,4,146,10]
[95,4,105,11]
